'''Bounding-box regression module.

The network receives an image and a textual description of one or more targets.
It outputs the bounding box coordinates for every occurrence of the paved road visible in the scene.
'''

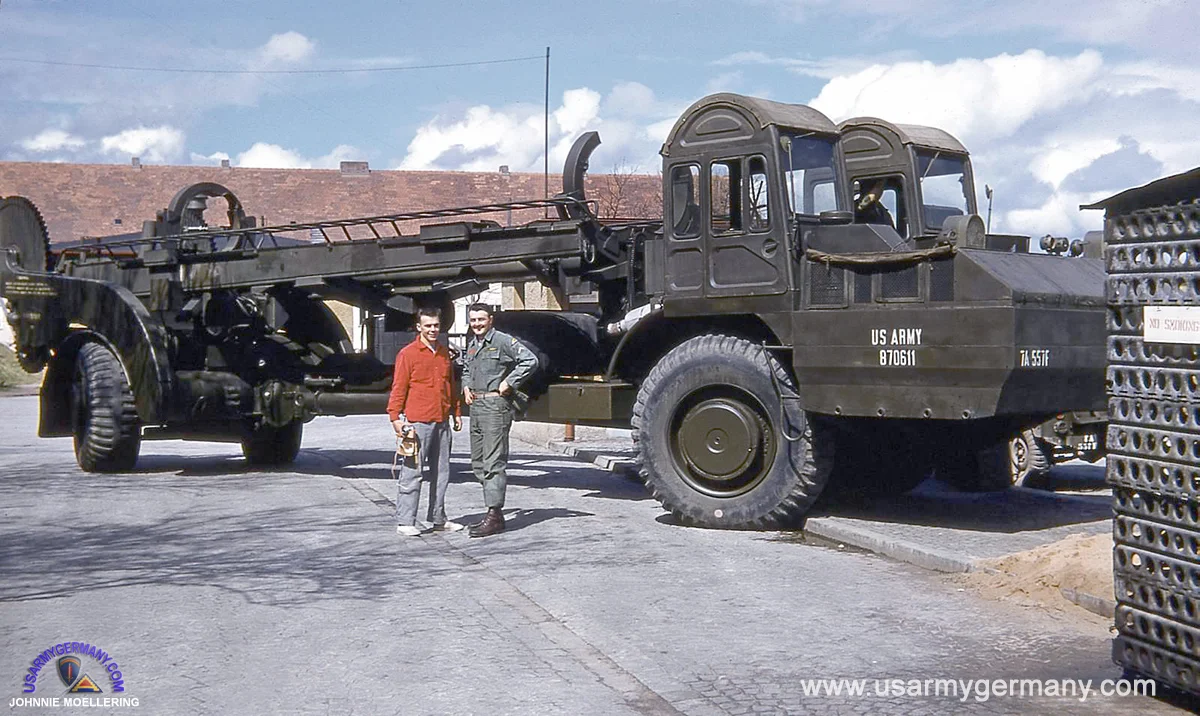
[0,396,1187,715]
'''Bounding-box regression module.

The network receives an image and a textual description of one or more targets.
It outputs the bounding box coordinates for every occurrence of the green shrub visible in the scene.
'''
[0,344,39,389]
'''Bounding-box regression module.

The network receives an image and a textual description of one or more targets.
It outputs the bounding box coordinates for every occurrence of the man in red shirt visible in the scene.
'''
[387,307,463,536]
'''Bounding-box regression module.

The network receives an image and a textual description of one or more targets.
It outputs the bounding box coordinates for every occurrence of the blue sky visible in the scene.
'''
[2,0,1198,236]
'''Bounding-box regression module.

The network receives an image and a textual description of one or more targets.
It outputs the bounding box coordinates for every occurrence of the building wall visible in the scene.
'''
[0,161,660,244]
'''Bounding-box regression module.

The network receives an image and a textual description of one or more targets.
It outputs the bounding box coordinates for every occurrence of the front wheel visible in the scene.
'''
[71,342,141,472]
[241,420,303,466]
[631,334,832,529]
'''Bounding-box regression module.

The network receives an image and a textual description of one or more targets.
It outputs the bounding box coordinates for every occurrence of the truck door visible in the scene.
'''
[704,156,788,297]
[664,163,705,298]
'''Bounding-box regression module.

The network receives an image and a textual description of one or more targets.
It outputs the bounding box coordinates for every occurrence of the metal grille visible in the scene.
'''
[809,264,845,306]
[1108,197,1200,693]
[929,260,954,302]
[879,265,918,299]
[853,270,873,304]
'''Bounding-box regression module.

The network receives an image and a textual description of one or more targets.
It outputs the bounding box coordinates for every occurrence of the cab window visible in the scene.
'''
[710,159,743,234]
[748,156,770,232]
[916,151,970,231]
[781,134,842,215]
[669,164,701,238]
[853,176,907,239]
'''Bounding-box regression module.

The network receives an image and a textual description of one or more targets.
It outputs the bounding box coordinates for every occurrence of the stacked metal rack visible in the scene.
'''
[1093,167,1200,693]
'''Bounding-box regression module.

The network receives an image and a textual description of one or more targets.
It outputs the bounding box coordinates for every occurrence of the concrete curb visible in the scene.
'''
[802,517,976,573]
[1061,587,1118,620]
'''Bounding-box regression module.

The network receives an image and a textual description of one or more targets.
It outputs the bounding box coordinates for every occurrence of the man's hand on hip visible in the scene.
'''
[464,387,475,405]
[497,379,512,396]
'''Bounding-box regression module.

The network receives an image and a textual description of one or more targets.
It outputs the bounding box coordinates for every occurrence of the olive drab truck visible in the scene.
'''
[0,92,1107,529]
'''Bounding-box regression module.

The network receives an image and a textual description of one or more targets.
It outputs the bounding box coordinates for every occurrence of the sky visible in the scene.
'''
[1,0,1198,237]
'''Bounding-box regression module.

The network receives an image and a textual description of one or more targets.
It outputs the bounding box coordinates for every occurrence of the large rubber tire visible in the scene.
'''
[241,421,303,467]
[936,441,1011,492]
[822,423,933,504]
[1009,429,1051,487]
[71,342,141,472]
[631,334,832,529]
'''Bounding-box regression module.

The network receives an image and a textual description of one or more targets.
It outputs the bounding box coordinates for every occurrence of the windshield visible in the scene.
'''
[916,150,970,230]
[781,134,842,215]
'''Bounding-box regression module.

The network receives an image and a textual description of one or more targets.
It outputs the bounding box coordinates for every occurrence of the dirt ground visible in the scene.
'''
[956,532,1115,622]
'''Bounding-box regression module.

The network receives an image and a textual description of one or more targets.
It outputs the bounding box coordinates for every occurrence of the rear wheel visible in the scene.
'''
[1009,429,1051,487]
[241,420,303,466]
[632,334,832,529]
[71,342,141,472]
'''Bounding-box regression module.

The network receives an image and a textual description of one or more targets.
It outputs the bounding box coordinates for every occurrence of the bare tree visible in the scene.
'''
[596,159,641,219]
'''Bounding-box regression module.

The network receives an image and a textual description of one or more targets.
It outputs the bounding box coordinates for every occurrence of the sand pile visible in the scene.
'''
[960,532,1114,615]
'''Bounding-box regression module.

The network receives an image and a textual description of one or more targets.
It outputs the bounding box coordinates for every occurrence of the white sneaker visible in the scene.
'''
[396,525,423,537]
[433,520,465,532]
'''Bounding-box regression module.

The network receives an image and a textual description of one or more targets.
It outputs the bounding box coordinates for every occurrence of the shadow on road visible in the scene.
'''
[133,447,651,503]
[809,477,1111,533]
[0,498,462,606]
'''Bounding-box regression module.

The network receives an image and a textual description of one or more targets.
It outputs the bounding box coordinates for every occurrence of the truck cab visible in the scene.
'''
[838,117,978,243]
[652,93,848,314]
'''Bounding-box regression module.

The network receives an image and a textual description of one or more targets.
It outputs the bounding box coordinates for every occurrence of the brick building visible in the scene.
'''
[0,160,660,244]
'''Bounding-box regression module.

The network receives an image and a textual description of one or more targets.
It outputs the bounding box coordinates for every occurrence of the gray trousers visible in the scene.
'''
[395,420,453,526]
[469,396,513,509]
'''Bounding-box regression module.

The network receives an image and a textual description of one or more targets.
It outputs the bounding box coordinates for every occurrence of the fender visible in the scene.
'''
[31,271,174,427]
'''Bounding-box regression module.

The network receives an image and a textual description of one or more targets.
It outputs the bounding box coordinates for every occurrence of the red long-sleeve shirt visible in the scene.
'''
[386,339,461,423]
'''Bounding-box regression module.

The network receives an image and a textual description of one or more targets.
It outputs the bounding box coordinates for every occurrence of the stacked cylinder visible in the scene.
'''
[1106,195,1200,693]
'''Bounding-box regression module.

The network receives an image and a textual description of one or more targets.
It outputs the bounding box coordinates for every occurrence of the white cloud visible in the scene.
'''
[1029,140,1120,189]
[235,142,361,169]
[398,85,683,173]
[809,50,1103,144]
[237,143,309,168]
[256,31,315,66]
[190,151,231,165]
[99,126,185,162]
[19,129,86,153]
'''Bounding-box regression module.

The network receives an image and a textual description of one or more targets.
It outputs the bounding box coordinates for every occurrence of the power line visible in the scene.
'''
[0,54,544,75]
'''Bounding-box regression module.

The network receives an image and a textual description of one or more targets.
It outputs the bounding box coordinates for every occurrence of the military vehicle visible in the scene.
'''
[833,116,1107,491]
[0,93,1107,529]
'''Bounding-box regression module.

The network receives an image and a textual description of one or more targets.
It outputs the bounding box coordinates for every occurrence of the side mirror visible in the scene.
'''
[818,210,854,226]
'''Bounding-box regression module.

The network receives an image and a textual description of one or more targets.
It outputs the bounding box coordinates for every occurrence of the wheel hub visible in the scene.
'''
[1010,435,1029,472]
[677,398,762,482]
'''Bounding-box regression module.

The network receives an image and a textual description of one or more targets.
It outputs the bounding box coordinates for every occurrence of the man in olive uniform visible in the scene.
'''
[462,303,537,538]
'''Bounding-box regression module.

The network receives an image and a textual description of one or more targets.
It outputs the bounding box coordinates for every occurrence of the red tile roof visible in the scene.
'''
[0,161,661,243]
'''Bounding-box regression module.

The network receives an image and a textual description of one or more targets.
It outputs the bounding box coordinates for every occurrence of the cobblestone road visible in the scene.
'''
[0,397,1189,714]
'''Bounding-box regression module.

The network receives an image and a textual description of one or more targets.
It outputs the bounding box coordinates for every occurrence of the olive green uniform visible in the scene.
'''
[462,328,537,509]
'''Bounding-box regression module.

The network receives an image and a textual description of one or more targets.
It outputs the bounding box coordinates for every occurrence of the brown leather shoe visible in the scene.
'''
[469,508,506,538]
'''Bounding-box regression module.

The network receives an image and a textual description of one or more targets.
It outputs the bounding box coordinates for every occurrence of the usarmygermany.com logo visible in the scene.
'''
[11,641,139,709]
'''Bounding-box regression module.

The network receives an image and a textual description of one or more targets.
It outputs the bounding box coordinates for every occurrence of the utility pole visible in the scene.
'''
[544,46,550,217]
